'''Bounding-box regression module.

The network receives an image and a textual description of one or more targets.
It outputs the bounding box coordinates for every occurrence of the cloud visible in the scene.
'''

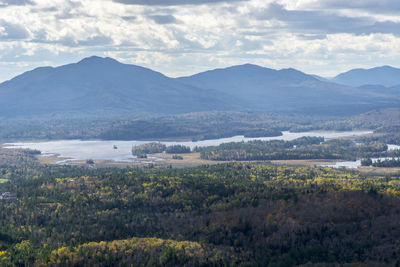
[76,35,114,46]
[297,34,326,40]
[308,0,400,14]
[0,0,34,7]
[0,20,30,40]
[0,0,400,81]
[121,16,137,21]
[149,15,178,24]
[31,32,114,47]
[258,3,400,36]
[113,0,247,6]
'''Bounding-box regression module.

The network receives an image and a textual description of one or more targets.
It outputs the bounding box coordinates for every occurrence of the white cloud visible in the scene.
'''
[0,0,399,81]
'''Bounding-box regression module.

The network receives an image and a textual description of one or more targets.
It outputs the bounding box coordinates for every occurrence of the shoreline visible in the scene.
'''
[0,129,374,144]
[2,130,375,167]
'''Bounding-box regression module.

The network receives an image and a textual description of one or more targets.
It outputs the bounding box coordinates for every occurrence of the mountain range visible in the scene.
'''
[332,66,400,87]
[0,56,399,119]
[0,57,236,118]
[178,64,394,115]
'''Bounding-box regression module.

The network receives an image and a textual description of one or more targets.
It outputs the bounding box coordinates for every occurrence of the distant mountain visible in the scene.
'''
[1,58,399,120]
[178,64,394,115]
[310,74,331,82]
[0,56,236,118]
[333,66,400,87]
[357,84,400,96]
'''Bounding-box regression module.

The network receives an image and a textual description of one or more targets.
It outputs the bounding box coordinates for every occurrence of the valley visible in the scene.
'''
[2,1,400,265]
[1,57,400,266]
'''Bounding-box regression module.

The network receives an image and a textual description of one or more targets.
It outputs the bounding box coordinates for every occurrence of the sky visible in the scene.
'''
[0,0,399,81]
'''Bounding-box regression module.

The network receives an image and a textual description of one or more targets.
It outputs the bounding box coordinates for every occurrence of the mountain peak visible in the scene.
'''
[0,56,233,117]
[237,63,261,68]
[77,56,120,65]
[373,65,397,70]
[279,67,303,73]
[202,63,277,75]
[229,63,272,71]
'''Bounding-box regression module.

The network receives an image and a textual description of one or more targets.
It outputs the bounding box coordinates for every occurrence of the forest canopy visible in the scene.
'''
[0,156,399,266]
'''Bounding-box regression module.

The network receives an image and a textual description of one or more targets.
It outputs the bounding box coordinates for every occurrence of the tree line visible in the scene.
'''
[198,137,390,161]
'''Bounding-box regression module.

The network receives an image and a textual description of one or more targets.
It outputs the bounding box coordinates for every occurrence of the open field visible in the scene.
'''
[36,155,68,165]
[151,152,225,168]
[271,159,336,167]
[272,159,400,175]
[36,152,223,168]
[34,152,400,176]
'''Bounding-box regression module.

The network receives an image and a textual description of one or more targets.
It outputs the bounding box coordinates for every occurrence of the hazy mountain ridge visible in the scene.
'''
[0,56,237,117]
[177,63,397,115]
[332,65,400,87]
[0,56,399,119]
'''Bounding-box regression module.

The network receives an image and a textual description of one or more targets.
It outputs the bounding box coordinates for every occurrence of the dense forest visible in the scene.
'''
[131,142,167,158]
[290,108,400,133]
[358,133,400,146]
[0,147,400,266]
[198,137,394,161]
[131,143,191,158]
[0,112,286,142]
[0,109,398,151]
[362,157,400,168]
[4,108,397,143]
[165,145,191,154]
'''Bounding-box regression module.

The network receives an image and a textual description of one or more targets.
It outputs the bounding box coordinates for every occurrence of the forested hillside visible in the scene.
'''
[0,151,399,266]
[0,111,287,142]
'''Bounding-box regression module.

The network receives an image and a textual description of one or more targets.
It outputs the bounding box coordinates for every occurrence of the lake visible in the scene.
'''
[4,130,372,164]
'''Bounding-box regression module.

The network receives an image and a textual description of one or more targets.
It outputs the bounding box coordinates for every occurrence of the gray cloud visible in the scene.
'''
[310,0,400,14]
[298,34,327,40]
[0,0,400,82]
[0,20,30,39]
[53,1,87,20]
[39,6,58,12]
[113,0,247,6]
[121,16,137,21]
[258,3,400,36]
[0,0,34,6]
[77,35,114,46]
[149,15,178,24]
[30,31,113,47]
